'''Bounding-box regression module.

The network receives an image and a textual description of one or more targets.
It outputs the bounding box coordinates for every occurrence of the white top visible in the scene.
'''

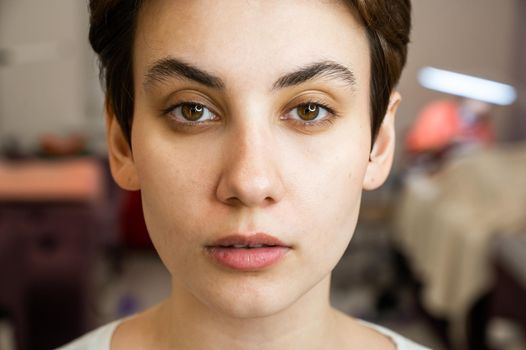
[57,319,431,350]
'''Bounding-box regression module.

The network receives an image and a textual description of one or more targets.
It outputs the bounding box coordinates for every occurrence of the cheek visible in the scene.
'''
[130,127,215,258]
[284,127,370,259]
[267,134,369,302]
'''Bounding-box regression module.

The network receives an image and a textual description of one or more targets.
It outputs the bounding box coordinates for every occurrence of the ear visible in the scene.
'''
[106,103,140,191]
[363,91,401,191]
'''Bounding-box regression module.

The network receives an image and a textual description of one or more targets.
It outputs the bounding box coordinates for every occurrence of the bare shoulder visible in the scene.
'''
[331,310,397,350]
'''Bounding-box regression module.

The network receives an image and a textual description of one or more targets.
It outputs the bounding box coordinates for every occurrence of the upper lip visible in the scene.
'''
[207,233,289,248]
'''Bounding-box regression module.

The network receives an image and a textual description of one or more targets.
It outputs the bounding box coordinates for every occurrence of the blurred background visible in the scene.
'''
[0,0,525,349]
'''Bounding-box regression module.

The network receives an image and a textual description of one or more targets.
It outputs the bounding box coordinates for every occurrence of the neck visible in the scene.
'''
[151,275,338,350]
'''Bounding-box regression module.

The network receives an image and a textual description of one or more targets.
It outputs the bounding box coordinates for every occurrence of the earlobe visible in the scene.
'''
[106,105,140,191]
[363,92,401,191]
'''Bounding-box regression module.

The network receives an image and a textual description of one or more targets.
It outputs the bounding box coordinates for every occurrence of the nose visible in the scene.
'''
[215,123,285,208]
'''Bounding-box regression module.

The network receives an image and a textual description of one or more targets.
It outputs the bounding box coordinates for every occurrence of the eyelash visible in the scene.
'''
[161,101,218,127]
[283,100,340,129]
[161,100,340,129]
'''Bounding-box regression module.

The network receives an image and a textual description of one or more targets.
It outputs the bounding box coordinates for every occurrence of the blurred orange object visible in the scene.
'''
[405,100,461,153]
[0,158,102,201]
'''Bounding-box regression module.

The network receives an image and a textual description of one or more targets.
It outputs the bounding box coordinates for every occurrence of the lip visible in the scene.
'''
[209,233,288,247]
[205,233,291,271]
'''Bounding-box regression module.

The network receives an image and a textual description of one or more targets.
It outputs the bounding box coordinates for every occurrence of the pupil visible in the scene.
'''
[182,104,204,121]
[299,103,319,121]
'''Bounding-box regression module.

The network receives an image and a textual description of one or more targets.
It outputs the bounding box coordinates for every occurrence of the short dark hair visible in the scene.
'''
[88,0,411,145]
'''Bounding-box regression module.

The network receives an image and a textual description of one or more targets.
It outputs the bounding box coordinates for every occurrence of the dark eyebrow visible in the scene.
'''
[143,57,225,90]
[272,61,356,90]
[143,58,354,92]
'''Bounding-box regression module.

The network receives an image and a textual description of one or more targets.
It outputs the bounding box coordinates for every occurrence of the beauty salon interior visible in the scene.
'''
[1,1,525,349]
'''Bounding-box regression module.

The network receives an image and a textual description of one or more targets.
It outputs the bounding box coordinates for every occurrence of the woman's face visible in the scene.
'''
[109,0,396,318]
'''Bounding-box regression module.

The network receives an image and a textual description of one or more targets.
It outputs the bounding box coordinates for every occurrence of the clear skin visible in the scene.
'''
[107,0,400,349]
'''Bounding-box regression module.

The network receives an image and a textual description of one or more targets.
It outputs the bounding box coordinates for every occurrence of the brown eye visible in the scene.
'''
[181,103,205,121]
[297,103,320,121]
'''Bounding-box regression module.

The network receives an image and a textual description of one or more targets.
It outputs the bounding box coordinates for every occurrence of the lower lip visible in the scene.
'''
[206,246,289,271]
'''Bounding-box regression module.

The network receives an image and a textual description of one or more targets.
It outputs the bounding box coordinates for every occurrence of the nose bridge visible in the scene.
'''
[232,117,270,169]
[216,110,284,208]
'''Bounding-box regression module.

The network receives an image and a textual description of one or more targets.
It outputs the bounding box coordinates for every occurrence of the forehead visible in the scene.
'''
[133,0,369,90]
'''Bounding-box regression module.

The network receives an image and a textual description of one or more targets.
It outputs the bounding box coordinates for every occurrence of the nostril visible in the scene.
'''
[225,197,243,206]
[223,195,276,208]
[264,196,275,203]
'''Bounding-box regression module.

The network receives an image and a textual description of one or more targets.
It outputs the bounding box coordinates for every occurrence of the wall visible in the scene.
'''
[512,0,526,140]
[395,0,520,165]
[0,0,103,152]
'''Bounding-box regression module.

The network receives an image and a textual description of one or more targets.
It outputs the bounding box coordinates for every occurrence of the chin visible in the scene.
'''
[196,276,305,319]
[218,301,286,319]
